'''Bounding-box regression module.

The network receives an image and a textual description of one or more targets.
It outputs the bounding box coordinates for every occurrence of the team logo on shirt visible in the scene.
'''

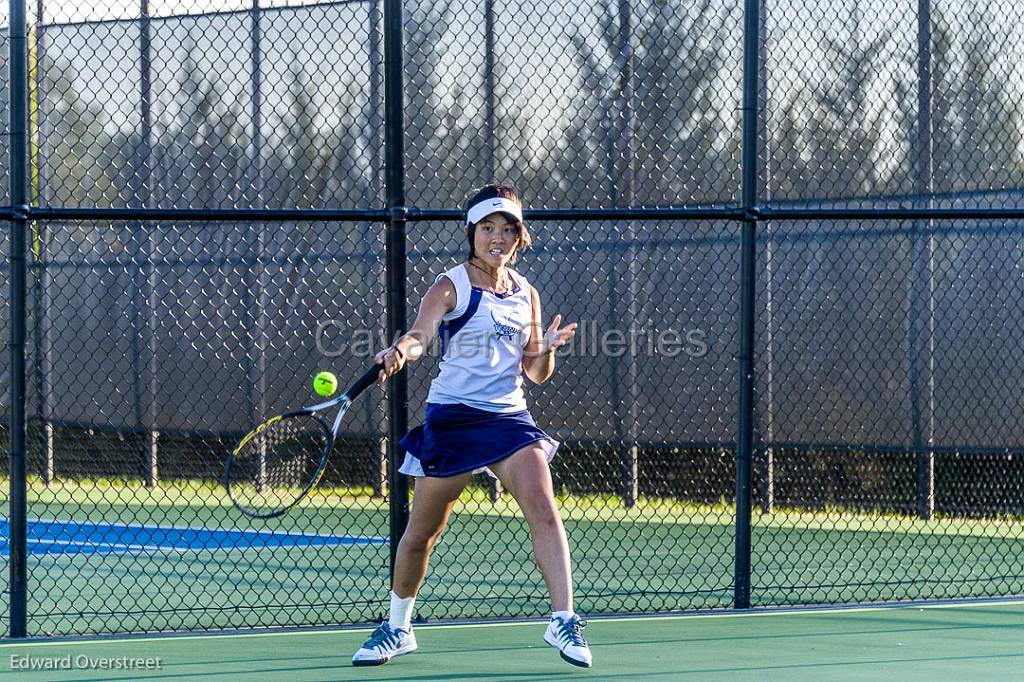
[490,311,521,339]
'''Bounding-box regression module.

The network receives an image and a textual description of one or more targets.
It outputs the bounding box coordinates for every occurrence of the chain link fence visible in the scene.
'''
[3,0,1024,637]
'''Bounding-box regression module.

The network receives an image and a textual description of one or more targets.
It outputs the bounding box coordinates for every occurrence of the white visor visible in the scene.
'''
[466,197,523,226]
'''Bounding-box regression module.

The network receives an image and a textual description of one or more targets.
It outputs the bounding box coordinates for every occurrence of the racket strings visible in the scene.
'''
[227,414,331,515]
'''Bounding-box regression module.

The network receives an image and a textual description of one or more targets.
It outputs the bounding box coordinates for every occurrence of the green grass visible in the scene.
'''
[5,478,1024,637]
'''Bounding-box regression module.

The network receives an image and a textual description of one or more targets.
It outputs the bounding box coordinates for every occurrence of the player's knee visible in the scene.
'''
[401,525,444,553]
[522,499,560,529]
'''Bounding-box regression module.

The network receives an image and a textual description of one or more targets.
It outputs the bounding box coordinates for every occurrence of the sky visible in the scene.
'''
[7,0,336,25]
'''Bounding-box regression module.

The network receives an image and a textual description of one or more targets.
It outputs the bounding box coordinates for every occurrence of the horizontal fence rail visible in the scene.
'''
[12,205,1024,221]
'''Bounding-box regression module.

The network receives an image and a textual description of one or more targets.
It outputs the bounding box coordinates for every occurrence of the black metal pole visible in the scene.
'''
[245,0,267,443]
[9,0,31,639]
[482,0,503,503]
[757,0,774,515]
[484,0,496,181]
[735,0,762,610]
[912,0,935,520]
[139,0,159,487]
[28,204,1024,223]
[384,0,410,580]
[250,0,262,209]
[478,0,501,503]
[31,0,53,486]
[368,0,388,498]
[617,0,638,509]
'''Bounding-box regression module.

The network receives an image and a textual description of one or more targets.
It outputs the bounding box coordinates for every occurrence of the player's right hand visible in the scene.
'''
[374,345,406,383]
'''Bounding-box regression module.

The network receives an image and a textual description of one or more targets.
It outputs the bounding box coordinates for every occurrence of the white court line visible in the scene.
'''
[1,540,385,558]
[2,597,1022,648]
[25,538,196,553]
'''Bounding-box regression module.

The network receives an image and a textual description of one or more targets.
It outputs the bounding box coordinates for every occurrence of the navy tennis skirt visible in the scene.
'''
[399,402,558,478]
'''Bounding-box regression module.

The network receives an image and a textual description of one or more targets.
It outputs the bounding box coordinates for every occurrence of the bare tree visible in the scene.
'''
[779,7,901,200]
[929,4,1024,193]
[558,0,734,205]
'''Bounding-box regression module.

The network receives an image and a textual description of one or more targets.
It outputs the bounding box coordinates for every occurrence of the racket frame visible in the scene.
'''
[225,364,381,518]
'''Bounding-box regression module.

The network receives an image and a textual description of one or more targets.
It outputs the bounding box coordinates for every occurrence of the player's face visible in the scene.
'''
[473,212,521,267]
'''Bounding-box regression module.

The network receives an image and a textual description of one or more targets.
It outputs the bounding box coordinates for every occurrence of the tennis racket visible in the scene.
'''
[224,363,382,518]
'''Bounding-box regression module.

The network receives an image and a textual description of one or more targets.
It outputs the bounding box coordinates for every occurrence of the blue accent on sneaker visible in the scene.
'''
[352,621,417,666]
[559,615,588,647]
[544,614,592,668]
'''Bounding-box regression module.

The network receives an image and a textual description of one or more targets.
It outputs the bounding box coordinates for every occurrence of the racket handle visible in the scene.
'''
[347,362,385,399]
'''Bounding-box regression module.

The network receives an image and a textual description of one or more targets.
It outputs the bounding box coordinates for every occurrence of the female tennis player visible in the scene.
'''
[351,184,591,668]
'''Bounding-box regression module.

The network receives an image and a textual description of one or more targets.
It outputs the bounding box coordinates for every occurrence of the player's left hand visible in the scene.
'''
[542,314,577,354]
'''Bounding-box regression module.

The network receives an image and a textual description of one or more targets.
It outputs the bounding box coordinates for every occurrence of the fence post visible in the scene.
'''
[30,6,54,487]
[757,0,774,515]
[243,0,268,473]
[136,0,159,488]
[367,0,388,498]
[8,0,31,639]
[484,0,496,182]
[735,0,763,610]
[617,0,639,509]
[912,0,936,521]
[482,0,503,504]
[384,0,410,578]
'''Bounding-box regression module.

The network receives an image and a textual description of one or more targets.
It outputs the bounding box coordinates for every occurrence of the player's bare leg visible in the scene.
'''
[393,473,472,597]
[490,444,592,667]
[353,472,470,666]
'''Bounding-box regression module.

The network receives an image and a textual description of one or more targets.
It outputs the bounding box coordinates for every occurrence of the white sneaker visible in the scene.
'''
[351,621,418,666]
[543,615,592,668]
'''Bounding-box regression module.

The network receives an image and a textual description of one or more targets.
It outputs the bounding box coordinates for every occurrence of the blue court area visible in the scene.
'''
[0,519,388,556]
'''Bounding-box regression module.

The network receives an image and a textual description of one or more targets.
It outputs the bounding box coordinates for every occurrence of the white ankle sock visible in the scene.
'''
[551,610,574,621]
[389,591,416,630]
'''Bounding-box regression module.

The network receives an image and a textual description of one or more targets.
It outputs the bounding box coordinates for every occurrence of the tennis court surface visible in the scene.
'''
[1,600,1020,681]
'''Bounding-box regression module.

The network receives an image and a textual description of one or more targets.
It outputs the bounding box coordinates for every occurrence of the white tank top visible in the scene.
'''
[427,264,533,412]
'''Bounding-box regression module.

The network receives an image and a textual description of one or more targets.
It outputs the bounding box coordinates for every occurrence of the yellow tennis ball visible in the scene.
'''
[313,371,338,397]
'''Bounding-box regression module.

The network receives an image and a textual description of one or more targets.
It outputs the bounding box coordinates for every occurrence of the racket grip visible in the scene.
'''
[347,362,385,398]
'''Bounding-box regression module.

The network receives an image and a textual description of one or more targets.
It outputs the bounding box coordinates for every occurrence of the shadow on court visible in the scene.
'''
[0,601,1021,681]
